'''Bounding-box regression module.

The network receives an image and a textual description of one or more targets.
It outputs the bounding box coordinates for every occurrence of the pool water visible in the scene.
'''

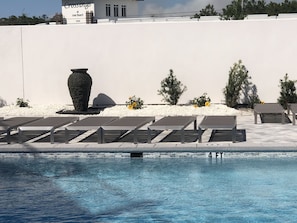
[0,154,297,222]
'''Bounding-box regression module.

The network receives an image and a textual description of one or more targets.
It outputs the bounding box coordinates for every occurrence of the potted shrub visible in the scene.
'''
[158,69,187,105]
[278,73,297,109]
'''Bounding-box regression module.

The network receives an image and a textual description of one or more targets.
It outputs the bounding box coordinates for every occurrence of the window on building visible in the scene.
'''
[122,5,127,17]
[114,5,119,17]
[106,4,111,17]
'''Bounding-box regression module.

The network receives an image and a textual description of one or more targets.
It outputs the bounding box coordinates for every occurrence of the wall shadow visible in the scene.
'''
[0,97,7,107]
[92,93,116,109]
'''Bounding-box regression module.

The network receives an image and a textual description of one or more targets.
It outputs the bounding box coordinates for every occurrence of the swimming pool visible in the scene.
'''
[0,153,297,222]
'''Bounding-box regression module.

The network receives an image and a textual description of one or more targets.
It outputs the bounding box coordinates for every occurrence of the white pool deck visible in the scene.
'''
[1,114,297,154]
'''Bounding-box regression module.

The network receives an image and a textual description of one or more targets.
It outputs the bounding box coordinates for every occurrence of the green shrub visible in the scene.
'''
[223,60,250,108]
[158,69,187,105]
[277,73,297,109]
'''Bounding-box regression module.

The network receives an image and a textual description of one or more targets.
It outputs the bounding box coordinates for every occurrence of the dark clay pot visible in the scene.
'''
[68,68,92,112]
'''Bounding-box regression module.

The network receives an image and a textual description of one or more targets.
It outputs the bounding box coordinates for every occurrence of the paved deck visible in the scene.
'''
[1,114,297,154]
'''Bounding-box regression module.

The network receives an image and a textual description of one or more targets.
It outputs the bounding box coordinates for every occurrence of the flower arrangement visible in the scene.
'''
[16,98,30,107]
[191,93,211,107]
[126,95,144,110]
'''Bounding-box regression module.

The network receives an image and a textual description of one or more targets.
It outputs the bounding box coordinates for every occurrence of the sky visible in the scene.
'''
[0,0,284,18]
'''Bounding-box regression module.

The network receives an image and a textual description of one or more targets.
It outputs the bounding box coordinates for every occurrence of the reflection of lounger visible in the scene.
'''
[18,117,79,144]
[65,116,119,143]
[198,116,237,143]
[0,117,42,144]
[99,116,155,143]
[147,116,197,143]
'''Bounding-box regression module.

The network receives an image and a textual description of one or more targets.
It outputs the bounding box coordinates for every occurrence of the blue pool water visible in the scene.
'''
[0,154,297,222]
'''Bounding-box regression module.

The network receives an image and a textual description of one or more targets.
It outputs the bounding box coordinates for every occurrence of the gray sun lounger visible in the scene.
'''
[65,116,119,143]
[0,117,42,144]
[99,116,155,144]
[198,115,237,143]
[254,103,285,124]
[18,117,79,144]
[147,116,197,143]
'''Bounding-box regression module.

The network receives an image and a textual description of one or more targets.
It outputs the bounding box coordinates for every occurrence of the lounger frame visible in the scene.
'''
[147,116,197,143]
[65,116,119,143]
[254,103,285,124]
[198,115,237,143]
[0,117,42,144]
[18,117,79,144]
[99,116,155,144]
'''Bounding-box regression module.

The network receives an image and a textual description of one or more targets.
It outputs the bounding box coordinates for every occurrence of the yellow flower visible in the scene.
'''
[128,104,133,109]
[132,102,137,108]
[194,104,198,108]
[260,101,265,104]
[205,101,211,107]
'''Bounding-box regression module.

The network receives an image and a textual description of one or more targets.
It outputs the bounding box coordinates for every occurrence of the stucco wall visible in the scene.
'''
[1,19,297,106]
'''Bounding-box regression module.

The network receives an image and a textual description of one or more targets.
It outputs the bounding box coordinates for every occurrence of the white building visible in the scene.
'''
[62,0,142,24]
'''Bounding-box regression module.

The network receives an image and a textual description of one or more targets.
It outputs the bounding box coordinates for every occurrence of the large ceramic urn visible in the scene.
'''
[68,68,92,112]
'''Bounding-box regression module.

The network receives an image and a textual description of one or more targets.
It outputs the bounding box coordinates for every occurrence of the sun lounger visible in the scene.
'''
[288,103,297,125]
[254,103,285,124]
[65,116,119,143]
[99,116,155,143]
[0,117,42,144]
[198,116,237,143]
[147,116,197,143]
[18,117,79,144]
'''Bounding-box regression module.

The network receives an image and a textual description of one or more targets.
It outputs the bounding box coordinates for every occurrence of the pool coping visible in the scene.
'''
[1,142,297,154]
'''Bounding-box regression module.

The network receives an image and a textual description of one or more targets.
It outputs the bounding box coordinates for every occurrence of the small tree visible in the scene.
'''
[193,4,218,18]
[277,73,297,109]
[223,60,250,108]
[158,69,187,105]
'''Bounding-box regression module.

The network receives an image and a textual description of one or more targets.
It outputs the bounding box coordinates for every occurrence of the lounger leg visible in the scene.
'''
[194,120,197,130]
[50,129,55,144]
[97,128,101,143]
[133,130,138,144]
[293,112,296,125]
[198,127,202,143]
[232,127,236,143]
[181,129,185,144]
[65,129,69,143]
[18,129,23,144]
[99,128,104,144]
[282,113,285,124]
[6,129,11,144]
[147,128,152,143]
[254,111,258,124]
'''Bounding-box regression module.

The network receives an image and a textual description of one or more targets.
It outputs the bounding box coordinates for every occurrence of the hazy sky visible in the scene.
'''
[0,0,285,18]
[141,0,284,16]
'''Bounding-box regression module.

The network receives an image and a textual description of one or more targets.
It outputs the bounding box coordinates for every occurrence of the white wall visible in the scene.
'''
[1,19,297,106]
